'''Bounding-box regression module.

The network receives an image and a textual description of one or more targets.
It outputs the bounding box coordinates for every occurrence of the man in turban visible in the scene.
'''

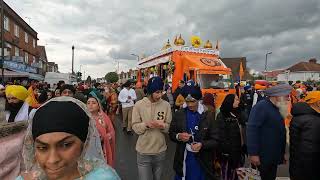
[5,85,32,122]
[289,91,320,180]
[132,76,172,180]
[247,84,292,180]
[0,84,6,123]
[60,84,76,97]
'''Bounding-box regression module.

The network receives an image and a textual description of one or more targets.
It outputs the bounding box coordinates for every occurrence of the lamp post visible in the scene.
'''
[72,45,75,75]
[130,53,140,61]
[265,52,272,80]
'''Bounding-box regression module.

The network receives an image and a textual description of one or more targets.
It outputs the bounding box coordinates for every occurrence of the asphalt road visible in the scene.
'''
[113,115,289,180]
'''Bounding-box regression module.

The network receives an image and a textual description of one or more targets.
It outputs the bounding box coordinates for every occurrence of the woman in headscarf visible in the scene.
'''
[16,96,120,180]
[87,91,116,168]
[25,86,40,108]
[216,94,244,180]
[106,87,118,123]
[169,81,220,180]
[202,93,215,112]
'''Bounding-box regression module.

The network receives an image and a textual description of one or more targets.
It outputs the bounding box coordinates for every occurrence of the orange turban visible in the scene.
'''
[304,91,320,104]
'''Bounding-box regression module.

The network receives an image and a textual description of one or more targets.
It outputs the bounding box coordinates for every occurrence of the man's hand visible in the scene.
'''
[153,120,166,129]
[249,155,261,166]
[191,142,202,152]
[178,133,191,142]
[283,154,288,164]
[145,121,156,129]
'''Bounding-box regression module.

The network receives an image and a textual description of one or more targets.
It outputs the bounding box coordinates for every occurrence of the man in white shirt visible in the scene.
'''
[118,80,137,135]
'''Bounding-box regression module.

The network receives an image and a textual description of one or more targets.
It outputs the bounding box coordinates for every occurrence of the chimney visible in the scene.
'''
[309,58,317,64]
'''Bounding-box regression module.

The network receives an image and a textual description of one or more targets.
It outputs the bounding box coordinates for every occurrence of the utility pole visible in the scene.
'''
[1,0,5,84]
[72,45,74,74]
[265,52,272,80]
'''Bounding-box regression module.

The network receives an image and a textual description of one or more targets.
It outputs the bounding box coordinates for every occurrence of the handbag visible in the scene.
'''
[236,166,261,180]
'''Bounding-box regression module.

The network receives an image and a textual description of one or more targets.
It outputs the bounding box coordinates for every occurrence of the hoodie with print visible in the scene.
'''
[132,97,172,155]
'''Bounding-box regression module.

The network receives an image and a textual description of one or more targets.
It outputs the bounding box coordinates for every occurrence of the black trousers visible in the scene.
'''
[258,163,277,180]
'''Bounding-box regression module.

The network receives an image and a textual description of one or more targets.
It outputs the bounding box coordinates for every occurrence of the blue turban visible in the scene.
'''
[182,80,202,100]
[244,85,252,91]
[147,76,164,94]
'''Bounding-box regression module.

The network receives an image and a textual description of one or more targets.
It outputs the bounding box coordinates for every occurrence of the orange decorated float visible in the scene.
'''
[136,35,236,107]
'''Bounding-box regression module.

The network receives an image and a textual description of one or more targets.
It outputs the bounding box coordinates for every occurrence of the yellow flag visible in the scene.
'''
[191,36,202,48]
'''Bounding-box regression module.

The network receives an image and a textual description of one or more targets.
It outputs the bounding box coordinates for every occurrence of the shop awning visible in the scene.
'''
[0,69,29,77]
[0,69,44,80]
[27,73,44,81]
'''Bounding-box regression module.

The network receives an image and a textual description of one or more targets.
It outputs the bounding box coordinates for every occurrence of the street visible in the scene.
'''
[113,115,289,180]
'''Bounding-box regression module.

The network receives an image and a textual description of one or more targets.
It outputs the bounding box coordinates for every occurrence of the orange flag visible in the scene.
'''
[239,61,244,80]
[25,86,40,108]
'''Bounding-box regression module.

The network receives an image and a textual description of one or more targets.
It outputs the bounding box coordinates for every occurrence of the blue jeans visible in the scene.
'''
[137,151,166,180]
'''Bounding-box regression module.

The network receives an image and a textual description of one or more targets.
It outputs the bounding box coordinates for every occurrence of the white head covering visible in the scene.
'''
[22,96,111,179]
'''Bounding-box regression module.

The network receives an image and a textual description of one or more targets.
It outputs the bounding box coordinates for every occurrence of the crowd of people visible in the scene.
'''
[0,78,320,180]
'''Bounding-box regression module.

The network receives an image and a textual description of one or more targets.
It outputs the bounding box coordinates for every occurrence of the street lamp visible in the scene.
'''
[130,53,140,61]
[72,45,75,74]
[265,52,272,80]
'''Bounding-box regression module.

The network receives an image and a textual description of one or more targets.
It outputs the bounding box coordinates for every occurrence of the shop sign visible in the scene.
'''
[3,60,37,74]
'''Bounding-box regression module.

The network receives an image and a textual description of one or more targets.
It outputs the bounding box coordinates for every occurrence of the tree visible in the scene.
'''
[105,72,119,83]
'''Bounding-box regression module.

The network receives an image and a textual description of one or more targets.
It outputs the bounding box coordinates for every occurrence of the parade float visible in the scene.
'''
[136,34,235,107]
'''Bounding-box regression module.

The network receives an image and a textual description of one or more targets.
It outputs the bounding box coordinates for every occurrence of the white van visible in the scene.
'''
[44,72,76,89]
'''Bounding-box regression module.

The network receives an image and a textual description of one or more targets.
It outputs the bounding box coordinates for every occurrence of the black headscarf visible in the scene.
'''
[32,101,89,142]
[220,94,238,117]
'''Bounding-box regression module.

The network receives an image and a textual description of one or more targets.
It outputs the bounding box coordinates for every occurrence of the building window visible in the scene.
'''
[39,60,43,68]
[14,24,19,37]
[33,39,36,48]
[25,32,29,43]
[4,16,9,31]
[4,43,11,57]
[32,56,36,63]
[25,52,29,63]
[15,47,19,56]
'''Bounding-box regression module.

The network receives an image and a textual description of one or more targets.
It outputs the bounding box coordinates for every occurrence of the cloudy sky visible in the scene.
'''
[6,0,320,78]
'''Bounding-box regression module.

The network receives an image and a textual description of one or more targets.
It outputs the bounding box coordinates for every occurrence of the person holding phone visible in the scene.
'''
[132,76,172,180]
[169,80,220,180]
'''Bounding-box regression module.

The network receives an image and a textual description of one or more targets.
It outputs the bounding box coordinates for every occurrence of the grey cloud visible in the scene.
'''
[7,0,320,78]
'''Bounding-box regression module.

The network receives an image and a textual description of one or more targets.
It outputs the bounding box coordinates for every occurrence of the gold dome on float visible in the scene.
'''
[176,34,185,46]
[162,39,171,50]
[174,36,178,45]
[204,40,213,49]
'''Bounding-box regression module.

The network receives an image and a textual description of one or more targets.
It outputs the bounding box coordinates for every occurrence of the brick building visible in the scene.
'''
[1,1,43,80]
[221,57,251,81]
[36,46,48,76]
[277,58,320,82]
[47,62,59,73]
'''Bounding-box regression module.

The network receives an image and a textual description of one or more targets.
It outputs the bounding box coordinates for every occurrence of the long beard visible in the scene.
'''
[5,101,24,112]
[275,101,289,119]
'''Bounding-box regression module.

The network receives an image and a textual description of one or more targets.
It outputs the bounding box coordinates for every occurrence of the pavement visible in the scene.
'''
[113,115,289,180]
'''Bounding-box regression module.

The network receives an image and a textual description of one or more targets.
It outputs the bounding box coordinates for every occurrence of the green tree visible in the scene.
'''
[105,72,119,83]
